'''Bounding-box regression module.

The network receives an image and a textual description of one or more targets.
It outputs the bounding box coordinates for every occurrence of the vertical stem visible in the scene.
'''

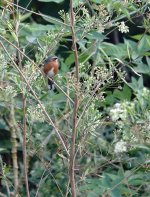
[10,103,19,194]
[14,3,30,195]
[69,1,79,197]
[22,95,30,197]
[70,96,78,197]
[70,1,79,82]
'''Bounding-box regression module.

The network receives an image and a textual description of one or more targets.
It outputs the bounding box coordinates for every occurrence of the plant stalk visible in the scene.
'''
[69,1,80,196]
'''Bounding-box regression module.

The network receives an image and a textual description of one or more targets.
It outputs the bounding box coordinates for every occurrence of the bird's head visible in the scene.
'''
[44,56,58,64]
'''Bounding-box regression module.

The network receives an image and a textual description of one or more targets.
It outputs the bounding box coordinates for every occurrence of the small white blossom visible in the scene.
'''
[98,23,104,33]
[27,104,45,123]
[110,103,127,122]
[82,6,90,18]
[114,140,127,153]
[4,85,17,98]
[118,22,129,33]
[141,87,149,97]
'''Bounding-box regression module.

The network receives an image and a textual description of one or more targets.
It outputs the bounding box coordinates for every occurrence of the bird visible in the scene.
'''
[43,56,59,90]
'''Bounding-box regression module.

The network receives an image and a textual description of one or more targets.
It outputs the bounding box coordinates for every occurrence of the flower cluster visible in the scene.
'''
[27,104,45,123]
[79,102,102,135]
[23,63,39,82]
[93,4,109,23]
[93,67,114,84]
[114,140,127,153]
[0,54,7,69]
[118,21,129,33]
[110,88,150,145]
[110,103,128,122]
[3,85,17,99]
[58,10,70,24]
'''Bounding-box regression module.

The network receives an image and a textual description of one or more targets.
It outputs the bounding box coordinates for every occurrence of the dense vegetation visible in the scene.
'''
[0,0,150,196]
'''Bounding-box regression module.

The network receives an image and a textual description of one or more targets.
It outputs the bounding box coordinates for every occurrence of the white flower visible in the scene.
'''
[118,22,129,33]
[114,140,127,153]
[110,103,124,121]
[27,104,45,123]
[4,85,17,98]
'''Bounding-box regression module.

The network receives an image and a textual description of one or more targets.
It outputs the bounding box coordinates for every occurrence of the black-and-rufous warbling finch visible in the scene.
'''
[43,56,59,90]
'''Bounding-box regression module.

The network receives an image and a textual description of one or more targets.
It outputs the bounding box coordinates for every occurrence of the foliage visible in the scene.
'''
[0,0,150,196]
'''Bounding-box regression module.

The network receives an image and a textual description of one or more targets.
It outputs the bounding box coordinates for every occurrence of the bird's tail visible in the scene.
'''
[48,78,55,90]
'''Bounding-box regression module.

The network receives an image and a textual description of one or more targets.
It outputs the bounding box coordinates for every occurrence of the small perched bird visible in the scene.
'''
[43,56,59,90]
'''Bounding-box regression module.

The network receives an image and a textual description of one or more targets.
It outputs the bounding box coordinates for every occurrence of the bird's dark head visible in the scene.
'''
[44,56,58,64]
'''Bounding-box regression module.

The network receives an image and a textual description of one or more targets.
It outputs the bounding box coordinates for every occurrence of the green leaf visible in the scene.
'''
[41,13,66,26]
[20,12,32,22]
[72,0,83,7]
[124,39,138,59]
[131,34,143,41]
[65,53,75,66]
[38,0,64,3]
[110,189,122,197]
[79,53,94,64]
[104,91,116,106]
[60,61,70,72]
[86,31,106,41]
[101,42,127,59]
[146,57,150,67]
[90,0,101,3]
[102,173,111,187]
[137,35,150,55]
[128,76,144,91]
[113,85,132,101]
[52,92,66,105]
[134,61,150,75]
[19,23,56,38]
[122,8,131,21]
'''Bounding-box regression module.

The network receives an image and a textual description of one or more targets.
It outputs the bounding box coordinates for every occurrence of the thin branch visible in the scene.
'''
[22,95,30,197]
[69,0,80,196]
[13,6,30,195]
[9,102,19,194]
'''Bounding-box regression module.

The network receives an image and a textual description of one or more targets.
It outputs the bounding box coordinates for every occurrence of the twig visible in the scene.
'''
[69,1,80,196]
[14,6,30,195]
[22,95,30,197]
[9,102,19,194]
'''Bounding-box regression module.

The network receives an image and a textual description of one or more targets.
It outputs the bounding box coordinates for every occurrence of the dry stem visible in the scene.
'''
[9,103,19,195]
[69,1,80,196]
